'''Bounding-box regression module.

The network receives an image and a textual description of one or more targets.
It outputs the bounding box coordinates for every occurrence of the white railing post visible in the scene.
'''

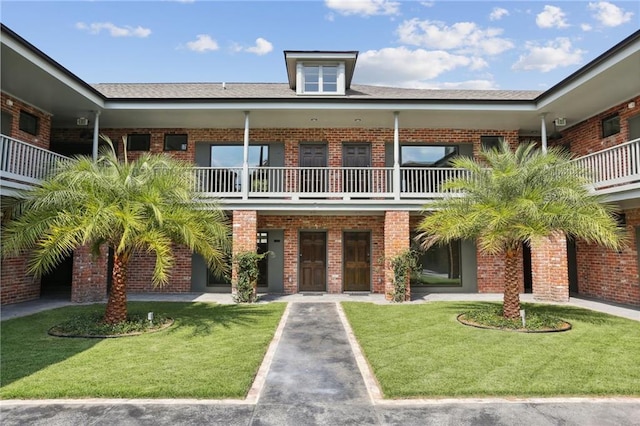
[393,111,401,200]
[242,111,250,200]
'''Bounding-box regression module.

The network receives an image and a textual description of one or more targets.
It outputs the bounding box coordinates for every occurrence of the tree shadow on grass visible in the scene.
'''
[159,301,284,337]
[0,301,284,389]
[1,304,105,388]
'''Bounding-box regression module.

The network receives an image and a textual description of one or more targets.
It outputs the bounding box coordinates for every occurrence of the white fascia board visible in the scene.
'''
[103,100,537,112]
[3,36,105,108]
[285,52,357,60]
[536,43,640,111]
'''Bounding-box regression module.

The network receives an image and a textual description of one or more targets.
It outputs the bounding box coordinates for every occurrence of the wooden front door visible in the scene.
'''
[299,232,326,291]
[299,144,327,193]
[343,232,371,292]
[343,144,371,193]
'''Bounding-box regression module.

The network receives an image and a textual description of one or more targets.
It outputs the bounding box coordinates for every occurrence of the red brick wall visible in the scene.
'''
[384,211,410,300]
[531,232,569,302]
[0,252,40,304]
[576,208,640,306]
[53,127,519,166]
[258,214,386,294]
[560,95,640,156]
[71,245,108,302]
[1,92,51,148]
[126,245,193,293]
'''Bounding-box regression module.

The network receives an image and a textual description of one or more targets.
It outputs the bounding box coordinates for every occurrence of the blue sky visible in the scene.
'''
[2,1,638,90]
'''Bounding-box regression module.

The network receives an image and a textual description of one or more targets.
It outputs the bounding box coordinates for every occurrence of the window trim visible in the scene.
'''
[164,133,188,151]
[18,110,38,136]
[298,62,344,95]
[126,133,151,151]
[480,135,504,152]
[601,114,620,138]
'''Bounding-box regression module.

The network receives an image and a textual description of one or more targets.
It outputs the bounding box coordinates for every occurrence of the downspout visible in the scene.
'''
[92,110,101,160]
[540,114,548,154]
[242,111,250,200]
[393,111,400,200]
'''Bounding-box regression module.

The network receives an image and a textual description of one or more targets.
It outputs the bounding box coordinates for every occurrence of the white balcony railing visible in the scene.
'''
[573,138,640,192]
[4,135,640,201]
[0,135,67,190]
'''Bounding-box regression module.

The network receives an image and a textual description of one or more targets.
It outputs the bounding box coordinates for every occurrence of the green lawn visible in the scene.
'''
[342,301,640,398]
[1,302,285,399]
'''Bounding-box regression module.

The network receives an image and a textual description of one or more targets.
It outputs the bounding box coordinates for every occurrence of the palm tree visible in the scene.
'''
[416,140,624,319]
[1,136,231,324]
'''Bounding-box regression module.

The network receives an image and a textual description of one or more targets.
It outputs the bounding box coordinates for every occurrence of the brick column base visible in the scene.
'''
[71,245,108,303]
[384,211,410,301]
[531,232,569,302]
[232,211,257,294]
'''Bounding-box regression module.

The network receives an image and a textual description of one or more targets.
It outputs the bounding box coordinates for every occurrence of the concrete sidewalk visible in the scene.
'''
[2,291,638,321]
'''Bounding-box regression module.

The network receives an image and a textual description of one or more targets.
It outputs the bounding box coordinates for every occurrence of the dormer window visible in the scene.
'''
[284,51,358,96]
[303,65,338,94]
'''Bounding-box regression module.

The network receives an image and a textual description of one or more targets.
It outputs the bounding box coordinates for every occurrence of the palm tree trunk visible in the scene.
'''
[503,246,522,320]
[104,252,128,324]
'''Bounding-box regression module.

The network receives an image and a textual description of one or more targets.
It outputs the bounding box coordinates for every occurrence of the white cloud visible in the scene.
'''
[245,38,274,56]
[186,34,219,53]
[75,22,151,38]
[396,19,514,56]
[536,5,569,29]
[581,23,593,31]
[357,47,488,87]
[489,7,509,21]
[420,1,435,7]
[512,37,585,72]
[588,1,634,27]
[324,0,400,16]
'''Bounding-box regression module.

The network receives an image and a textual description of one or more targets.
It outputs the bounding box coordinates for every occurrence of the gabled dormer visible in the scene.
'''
[284,51,358,96]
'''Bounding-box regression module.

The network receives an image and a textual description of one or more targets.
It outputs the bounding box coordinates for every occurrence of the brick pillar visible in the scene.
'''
[71,245,108,303]
[531,232,569,302]
[232,211,257,293]
[384,210,410,301]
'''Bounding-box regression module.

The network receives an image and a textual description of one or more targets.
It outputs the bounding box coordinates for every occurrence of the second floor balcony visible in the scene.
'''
[2,134,640,208]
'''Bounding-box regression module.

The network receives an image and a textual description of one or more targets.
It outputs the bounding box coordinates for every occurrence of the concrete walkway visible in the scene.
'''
[1,295,639,425]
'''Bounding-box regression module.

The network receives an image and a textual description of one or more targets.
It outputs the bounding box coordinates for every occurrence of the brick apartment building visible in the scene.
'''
[1,24,639,306]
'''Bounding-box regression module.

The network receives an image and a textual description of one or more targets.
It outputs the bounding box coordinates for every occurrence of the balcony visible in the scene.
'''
[0,134,68,196]
[193,166,468,200]
[3,134,640,208]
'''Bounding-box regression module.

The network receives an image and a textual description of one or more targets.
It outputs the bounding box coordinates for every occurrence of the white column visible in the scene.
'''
[92,111,101,160]
[393,111,401,200]
[242,111,250,200]
[540,114,548,154]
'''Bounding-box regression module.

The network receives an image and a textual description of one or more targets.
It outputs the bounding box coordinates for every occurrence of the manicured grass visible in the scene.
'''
[1,302,285,399]
[342,301,640,398]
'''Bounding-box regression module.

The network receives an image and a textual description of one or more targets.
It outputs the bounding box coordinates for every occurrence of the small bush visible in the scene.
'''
[233,251,269,303]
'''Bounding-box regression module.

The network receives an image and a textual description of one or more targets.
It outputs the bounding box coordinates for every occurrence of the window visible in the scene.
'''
[164,134,188,151]
[401,145,457,167]
[602,114,620,138]
[208,145,269,192]
[303,65,338,94]
[401,145,458,193]
[411,236,461,287]
[19,110,38,135]
[210,145,269,168]
[481,136,503,151]
[127,134,151,151]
